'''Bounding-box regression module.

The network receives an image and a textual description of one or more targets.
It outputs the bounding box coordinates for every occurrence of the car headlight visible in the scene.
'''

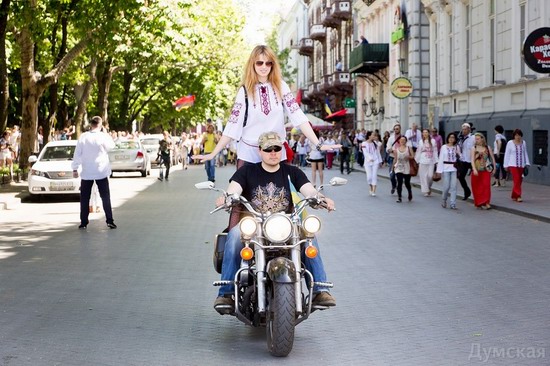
[239,217,257,238]
[30,169,46,177]
[302,215,321,236]
[263,213,293,243]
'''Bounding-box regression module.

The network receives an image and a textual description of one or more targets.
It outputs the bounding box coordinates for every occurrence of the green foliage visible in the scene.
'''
[5,0,250,134]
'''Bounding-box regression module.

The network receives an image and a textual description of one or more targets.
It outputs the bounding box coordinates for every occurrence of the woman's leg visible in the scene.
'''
[396,173,404,200]
[419,164,429,193]
[371,164,379,193]
[404,174,413,200]
[450,171,458,206]
[441,171,450,204]
[318,162,324,186]
[311,162,317,186]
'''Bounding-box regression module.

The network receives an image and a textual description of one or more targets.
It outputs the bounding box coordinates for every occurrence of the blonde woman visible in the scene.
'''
[194,45,339,167]
[415,128,438,196]
[470,133,496,209]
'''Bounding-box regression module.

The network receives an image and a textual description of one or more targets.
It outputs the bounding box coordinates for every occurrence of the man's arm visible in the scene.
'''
[298,182,335,211]
[215,181,243,207]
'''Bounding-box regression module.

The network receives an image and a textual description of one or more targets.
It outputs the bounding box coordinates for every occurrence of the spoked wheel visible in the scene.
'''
[266,282,296,357]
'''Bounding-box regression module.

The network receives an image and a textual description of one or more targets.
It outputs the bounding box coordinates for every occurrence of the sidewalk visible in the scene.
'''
[347,162,550,223]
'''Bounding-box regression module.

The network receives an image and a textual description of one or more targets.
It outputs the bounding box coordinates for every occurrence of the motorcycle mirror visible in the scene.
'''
[329,177,348,186]
[194,181,215,190]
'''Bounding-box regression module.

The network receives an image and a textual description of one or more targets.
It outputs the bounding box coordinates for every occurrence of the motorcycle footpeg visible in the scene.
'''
[313,281,334,288]
[312,304,330,311]
[213,280,233,287]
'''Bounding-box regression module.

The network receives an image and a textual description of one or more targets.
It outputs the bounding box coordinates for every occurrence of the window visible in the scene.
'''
[520,2,526,77]
[533,130,548,166]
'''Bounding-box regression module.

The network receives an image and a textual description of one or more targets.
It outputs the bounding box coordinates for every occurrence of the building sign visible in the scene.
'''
[391,77,413,99]
[343,97,356,108]
[523,27,550,74]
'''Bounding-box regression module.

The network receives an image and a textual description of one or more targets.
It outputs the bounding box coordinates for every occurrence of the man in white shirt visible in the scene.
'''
[72,116,117,229]
[456,122,475,200]
[405,123,420,152]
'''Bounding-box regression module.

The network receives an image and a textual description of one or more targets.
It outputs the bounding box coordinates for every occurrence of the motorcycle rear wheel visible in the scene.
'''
[266,282,296,357]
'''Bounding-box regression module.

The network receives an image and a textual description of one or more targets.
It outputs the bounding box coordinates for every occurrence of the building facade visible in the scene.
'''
[422,0,550,185]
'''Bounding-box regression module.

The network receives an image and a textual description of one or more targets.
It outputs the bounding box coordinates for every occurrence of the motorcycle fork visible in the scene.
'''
[255,246,267,314]
[291,246,303,314]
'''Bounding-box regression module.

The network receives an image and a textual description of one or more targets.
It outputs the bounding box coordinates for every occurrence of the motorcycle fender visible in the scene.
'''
[266,257,297,283]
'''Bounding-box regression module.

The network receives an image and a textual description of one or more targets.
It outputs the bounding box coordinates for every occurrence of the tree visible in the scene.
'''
[0,0,10,133]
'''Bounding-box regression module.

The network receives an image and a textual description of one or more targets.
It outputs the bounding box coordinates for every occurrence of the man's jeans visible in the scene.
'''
[218,226,329,296]
[205,158,216,181]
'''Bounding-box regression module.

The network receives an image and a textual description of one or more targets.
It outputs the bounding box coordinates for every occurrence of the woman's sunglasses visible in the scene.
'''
[255,61,274,67]
[262,146,282,153]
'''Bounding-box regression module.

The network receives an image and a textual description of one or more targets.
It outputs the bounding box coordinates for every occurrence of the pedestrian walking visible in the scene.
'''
[405,123,420,152]
[339,132,352,174]
[503,129,530,202]
[324,133,336,169]
[457,123,475,200]
[157,131,173,181]
[308,131,325,187]
[415,128,438,196]
[386,123,404,194]
[431,127,443,154]
[201,123,218,182]
[437,132,459,209]
[492,125,507,187]
[393,136,413,203]
[470,133,496,210]
[361,131,383,196]
[71,116,117,229]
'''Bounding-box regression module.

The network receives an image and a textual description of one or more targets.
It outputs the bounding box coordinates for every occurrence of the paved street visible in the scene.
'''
[1,164,549,365]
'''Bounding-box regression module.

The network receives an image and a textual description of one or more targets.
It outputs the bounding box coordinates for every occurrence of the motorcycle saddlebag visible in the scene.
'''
[213,233,227,274]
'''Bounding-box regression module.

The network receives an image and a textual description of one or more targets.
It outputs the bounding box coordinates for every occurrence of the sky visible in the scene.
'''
[234,0,293,45]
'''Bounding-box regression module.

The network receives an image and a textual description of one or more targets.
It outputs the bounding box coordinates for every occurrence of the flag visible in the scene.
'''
[173,95,195,111]
[324,96,332,115]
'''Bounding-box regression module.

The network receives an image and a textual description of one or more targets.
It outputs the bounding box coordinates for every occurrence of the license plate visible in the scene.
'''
[50,181,74,191]
[115,155,129,160]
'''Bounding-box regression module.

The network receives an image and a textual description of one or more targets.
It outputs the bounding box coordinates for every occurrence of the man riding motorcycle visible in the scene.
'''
[213,131,337,313]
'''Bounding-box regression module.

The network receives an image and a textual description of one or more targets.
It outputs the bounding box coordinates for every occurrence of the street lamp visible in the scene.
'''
[362,97,385,117]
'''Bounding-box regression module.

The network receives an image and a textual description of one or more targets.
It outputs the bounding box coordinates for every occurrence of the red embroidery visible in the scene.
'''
[260,85,270,115]
[283,93,300,113]
[228,102,243,124]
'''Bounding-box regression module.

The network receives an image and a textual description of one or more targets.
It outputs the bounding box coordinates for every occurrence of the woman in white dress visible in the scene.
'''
[361,131,383,196]
[415,128,438,196]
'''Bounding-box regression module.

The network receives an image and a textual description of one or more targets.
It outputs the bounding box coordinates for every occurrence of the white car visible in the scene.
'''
[28,140,80,198]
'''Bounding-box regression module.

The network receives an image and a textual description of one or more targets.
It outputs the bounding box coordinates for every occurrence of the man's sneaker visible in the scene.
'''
[312,292,336,307]
[107,222,117,229]
[78,224,87,229]
[214,296,234,314]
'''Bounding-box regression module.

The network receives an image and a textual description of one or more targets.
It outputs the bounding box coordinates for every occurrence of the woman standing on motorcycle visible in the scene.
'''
[193,45,340,167]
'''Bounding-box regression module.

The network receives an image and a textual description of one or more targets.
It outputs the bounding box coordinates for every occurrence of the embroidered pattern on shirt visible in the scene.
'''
[252,182,289,214]
[259,85,271,115]
[228,102,243,124]
[283,92,300,113]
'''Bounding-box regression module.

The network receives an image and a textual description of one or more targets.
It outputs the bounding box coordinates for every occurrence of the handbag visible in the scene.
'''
[409,159,418,177]
[432,171,442,182]
[523,166,529,177]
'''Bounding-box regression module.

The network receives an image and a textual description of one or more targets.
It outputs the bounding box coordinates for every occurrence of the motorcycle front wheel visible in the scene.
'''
[266,282,296,357]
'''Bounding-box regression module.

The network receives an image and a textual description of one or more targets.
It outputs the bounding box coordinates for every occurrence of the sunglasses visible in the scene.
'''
[255,61,274,67]
[262,146,282,153]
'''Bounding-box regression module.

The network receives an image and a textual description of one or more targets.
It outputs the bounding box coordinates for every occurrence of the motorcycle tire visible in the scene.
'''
[266,282,296,357]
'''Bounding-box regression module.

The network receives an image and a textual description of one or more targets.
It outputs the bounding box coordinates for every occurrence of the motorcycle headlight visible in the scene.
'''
[302,215,321,236]
[263,213,293,243]
[239,217,257,237]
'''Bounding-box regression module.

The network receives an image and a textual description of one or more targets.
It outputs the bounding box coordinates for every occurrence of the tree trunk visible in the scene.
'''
[73,58,97,139]
[0,0,11,133]
[118,69,133,130]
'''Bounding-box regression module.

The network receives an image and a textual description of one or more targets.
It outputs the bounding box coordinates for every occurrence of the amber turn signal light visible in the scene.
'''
[305,245,318,259]
[240,246,254,260]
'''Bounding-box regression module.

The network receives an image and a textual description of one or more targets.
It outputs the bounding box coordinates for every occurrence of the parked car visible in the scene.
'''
[140,134,163,167]
[108,139,151,177]
[27,140,80,198]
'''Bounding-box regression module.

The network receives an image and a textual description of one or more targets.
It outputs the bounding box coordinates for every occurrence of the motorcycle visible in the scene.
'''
[195,177,347,357]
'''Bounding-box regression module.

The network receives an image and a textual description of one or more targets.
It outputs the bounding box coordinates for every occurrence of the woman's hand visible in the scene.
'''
[472,169,478,176]
[192,153,214,162]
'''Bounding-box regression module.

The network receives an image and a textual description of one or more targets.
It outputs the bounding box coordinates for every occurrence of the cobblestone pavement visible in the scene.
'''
[0,165,548,365]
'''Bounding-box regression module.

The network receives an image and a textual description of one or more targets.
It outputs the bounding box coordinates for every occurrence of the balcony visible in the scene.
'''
[332,1,351,20]
[306,82,321,100]
[321,6,340,29]
[298,38,314,56]
[309,24,326,41]
[330,72,352,93]
[349,43,389,74]
[320,74,333,93]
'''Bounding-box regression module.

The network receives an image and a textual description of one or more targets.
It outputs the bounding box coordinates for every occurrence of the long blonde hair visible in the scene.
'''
[242,45,283,103]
